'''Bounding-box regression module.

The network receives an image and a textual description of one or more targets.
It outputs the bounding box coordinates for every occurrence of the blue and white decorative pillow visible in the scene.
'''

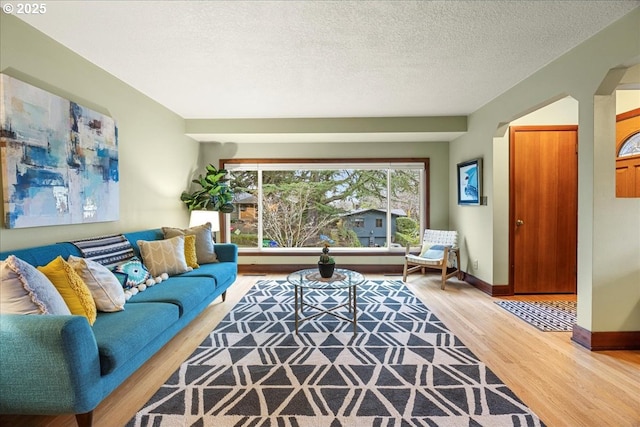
[112,257,150,289]
[111,257,168,300]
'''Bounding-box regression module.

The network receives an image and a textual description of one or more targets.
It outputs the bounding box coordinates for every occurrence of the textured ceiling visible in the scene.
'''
[14,1,640,120]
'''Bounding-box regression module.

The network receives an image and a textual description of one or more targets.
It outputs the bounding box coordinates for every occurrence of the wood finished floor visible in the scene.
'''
[1,274,638,427]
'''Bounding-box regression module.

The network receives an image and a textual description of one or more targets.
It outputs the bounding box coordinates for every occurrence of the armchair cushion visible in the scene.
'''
[418,243,448,259]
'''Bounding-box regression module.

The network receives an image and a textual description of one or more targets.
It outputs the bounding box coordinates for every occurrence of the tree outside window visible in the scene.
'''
[225,160,427,250]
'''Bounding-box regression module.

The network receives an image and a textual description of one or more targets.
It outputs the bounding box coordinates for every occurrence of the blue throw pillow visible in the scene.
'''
[112,257,150,290]
[419,244,447,260]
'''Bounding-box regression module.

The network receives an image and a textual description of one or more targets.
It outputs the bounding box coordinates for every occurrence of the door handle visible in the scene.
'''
[516,219,524,226]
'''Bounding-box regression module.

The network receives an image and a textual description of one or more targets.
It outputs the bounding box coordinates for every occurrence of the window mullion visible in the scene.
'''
[258,169,263,249]
[421,169,426,232]
[386,169,392,249]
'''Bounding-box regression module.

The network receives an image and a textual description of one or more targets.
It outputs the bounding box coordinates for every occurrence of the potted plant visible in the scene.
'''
[318,242,336,278]
[181,164,235,213]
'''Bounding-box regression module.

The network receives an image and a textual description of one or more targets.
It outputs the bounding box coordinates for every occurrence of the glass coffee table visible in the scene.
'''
[287,268,366,335]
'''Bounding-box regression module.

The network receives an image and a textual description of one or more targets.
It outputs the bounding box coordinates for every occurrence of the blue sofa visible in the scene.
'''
[0,229,238,427]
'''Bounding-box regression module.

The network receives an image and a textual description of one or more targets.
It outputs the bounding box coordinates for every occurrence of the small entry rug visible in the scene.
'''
[128,280,544,427]
[495,300,576,332]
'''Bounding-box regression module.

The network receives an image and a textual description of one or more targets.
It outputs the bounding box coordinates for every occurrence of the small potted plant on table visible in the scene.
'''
[318,242,336,278]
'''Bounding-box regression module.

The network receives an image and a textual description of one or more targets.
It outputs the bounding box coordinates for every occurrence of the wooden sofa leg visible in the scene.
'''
[221,291,227,302]
[76,411,93,427]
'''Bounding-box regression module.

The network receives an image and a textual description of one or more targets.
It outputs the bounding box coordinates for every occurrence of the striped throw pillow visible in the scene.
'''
[70,234,134,267]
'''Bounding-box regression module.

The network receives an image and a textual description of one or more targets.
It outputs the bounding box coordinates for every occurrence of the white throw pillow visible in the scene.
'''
[68,255,126,312]
[0,255,71,315]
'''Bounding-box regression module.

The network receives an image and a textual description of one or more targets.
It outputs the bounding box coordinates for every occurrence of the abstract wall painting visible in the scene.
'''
[0,74,119,228]
[457,158,482,205]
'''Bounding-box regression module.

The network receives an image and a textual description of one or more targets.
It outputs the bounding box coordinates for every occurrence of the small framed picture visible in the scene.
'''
[457,158,482,205]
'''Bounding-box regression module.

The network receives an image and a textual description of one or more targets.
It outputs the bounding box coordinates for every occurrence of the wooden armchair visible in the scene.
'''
[402,229,461,289]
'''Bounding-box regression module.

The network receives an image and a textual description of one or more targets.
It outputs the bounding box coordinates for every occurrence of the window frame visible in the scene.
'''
[220,157,430,254]
[618,132,640,157]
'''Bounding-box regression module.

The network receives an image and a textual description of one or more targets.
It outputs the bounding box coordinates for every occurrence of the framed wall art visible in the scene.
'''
[0,74,119,228]
[457,158,482,205]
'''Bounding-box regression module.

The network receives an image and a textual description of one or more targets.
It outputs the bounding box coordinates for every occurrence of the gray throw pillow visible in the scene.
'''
[0,255,71,315]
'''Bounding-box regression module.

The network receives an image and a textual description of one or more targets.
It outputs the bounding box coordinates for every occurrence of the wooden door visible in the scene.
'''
[616,108,640,198]
[510,126,578,294]
[617,156,640,196]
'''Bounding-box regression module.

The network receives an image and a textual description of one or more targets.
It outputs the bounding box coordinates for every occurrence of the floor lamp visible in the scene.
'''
[188,210,220,242]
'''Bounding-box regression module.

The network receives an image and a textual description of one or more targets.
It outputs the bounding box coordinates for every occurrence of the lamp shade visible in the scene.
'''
[189,210,220,232]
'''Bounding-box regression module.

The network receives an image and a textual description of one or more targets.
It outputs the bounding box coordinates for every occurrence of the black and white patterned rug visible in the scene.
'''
[128,280,544,427]
[495,300,576,332]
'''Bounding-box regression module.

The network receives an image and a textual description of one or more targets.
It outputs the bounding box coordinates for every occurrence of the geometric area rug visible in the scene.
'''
[495,300,576,332]
[128,280,545,427]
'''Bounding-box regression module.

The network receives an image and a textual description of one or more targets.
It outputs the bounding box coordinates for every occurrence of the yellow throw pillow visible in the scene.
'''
[184,234,199,269]
[38,256,97,325]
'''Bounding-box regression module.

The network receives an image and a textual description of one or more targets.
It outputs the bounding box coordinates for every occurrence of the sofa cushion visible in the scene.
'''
[178,261,237,289]
[138,235,190,277]
[37,256,97,325]
[67,256,126,312]
[0,255,71,315]
[0,242,82,267]
[123,229,164,258]
[126,276,216,316]
[92,302,180,375]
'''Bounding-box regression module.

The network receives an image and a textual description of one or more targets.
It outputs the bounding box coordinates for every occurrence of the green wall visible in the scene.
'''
[449,8,640,333]
[0,14,199,251]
